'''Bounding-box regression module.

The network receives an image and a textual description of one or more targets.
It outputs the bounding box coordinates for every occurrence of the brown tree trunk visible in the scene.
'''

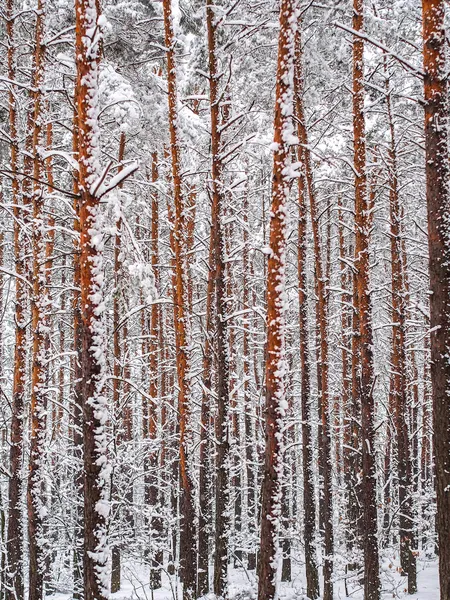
[205,2,231,595]
[422,1,450,598]
[352,1,380,597]
[27,4,48,597]
[75,1,110,598]
[385,67,417,593]
[242,194,257,572]
[257,3,296,598]
[161,1,196,594]
[110,132,126,594]
[6,1,25,597]
[71,105,84,600]
[294,26,333,599]
[147,152,163,590]
[297,130,319,600]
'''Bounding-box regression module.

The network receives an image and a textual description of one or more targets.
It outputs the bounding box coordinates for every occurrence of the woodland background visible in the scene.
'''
[0,0,448,599]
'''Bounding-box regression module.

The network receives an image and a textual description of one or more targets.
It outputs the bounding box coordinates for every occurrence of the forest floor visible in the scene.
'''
[98,555,438,600]
[47,554,439,600]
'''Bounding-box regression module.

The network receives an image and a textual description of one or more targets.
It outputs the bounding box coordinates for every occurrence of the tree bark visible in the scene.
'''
[6,1,25,597]
[205,2,232,595]
[257,2,296,597]
[147,152,163,590]
[161,2,196,595]
[297,136,319,600]
[422,1,450,598]
[294,26,333,599]
[28,1,48,596]
[352,1,380,597]
[385,65,417,593]
[75,1,110,598]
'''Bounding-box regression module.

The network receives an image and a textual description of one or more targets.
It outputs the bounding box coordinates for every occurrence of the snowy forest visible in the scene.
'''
[0,0,449,599]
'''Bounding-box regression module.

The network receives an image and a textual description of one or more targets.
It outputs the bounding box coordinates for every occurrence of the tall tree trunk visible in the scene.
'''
[242,193,257,572]
[422,1,450,598]
[161,1,196,595]
[385,66,417,593]
[297,129,319,600]
[6,1,25,597]
[257,2,297,598]
[28,4,48,598]
[147,152,163,590]
[205,2,231,595]
[111,132,126,594]
[71,105,84,600]
[74,1,110,598]
[352,1,380,598]
[294,25,333,599]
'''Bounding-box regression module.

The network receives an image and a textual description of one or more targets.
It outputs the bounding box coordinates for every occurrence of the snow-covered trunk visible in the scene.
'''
[27,0,49,600]
[294,30,319,600]
[197,196,215,596]
[422,1,450,598]
[242,192,257,573]
[205,1,231,596]
[386,70,417,593]
[257,1,297,598]
[74,0,110,597]
[227,217,242,570]
[351,1,380,598]
[293,25,333,600]
[71,105,84,600]
[338,198,353,508]
[111,131,126,595]
[27,2,49,598]
[147,152,163,590]
[6,1,25,597]
[161,1,196,594]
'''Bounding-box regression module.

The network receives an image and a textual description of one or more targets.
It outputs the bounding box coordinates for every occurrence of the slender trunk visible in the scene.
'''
[294,26,333,599]
[339,200,352,496]
[297,135,319,600]
[257,3,297,598]
[28,4,48,597]
[111,132,126,594]
[161,3,196,594]
[147,152,163,590]
[386,67,417,593]
[72,105,84,600]
[352,2,380,597]
[242,194,257,572]
[205,4,231,595]
[6,1,25,597]
[422,2,450,598]
[75,1,109,598]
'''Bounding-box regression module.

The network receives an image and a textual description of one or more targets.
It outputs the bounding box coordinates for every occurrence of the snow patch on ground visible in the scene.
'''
[47,556,439,600]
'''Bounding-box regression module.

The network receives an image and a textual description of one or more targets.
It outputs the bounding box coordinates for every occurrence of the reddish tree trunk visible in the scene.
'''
[6,2,25,597]
[161,3,196,593]
[386,68,417,593]
[257,3,296,598]
[422,1,450,597]
[294,26,333,598]
[205,3,232,595]
[352,1,380,597]
[75,1,110,598]
[297,129,319,600]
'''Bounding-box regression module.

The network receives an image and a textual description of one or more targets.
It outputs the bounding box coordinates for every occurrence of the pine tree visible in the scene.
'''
[257,1,297,597]
[422,1,450,598]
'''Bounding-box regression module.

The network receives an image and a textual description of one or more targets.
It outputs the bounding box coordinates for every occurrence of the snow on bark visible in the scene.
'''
[75,0,111,597]
[257,0,298,598]
[422,1,450,598]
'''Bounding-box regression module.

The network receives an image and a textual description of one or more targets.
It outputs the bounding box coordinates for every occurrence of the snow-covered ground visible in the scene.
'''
[47,551,439,600]
[47,556,439,600]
